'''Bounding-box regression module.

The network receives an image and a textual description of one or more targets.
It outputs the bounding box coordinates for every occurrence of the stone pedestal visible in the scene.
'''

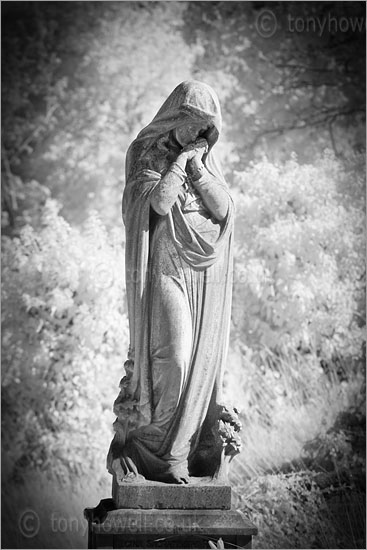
[84,482,257,549]
[112,479,232,510]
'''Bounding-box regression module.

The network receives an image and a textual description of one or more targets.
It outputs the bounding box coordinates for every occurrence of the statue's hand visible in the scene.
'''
[181,138,208,161]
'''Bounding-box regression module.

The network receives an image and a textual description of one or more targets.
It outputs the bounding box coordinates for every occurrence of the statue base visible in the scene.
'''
[84,483,257,549]
[112,478,232,510]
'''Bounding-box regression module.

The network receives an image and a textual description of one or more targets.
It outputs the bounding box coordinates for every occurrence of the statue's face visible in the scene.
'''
[174,120,210,147]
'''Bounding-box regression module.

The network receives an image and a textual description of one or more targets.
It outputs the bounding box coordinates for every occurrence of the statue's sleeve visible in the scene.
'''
[150,162,186,216]
[191,170,231,221]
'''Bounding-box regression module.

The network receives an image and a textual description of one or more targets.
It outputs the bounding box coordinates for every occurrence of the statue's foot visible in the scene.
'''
[159,468,189,485]
[170,473,189,485]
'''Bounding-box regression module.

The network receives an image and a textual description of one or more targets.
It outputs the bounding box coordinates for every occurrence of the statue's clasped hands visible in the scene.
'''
[181,138,208,161]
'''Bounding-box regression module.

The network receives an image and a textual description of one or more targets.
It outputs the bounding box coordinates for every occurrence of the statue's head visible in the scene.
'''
[135,80,222,150]
[168,80,221,129]
[158,80,221,148]
[126,80,225,182]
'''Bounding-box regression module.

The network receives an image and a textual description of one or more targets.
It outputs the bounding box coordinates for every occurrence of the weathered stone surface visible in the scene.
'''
[112,479,231,510]
[107,81,239,485]
[93,508,257,537]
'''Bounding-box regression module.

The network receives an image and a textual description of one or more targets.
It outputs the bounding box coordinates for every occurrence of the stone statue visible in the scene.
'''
[107,81,241,485]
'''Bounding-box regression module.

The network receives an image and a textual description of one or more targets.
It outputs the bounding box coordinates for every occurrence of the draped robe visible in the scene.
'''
[108,81,234,482]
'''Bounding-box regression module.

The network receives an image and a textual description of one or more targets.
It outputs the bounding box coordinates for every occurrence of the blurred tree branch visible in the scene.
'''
[182,1,365,166]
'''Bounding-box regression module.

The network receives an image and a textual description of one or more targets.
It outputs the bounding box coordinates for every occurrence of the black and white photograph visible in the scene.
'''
[2,1,366,549]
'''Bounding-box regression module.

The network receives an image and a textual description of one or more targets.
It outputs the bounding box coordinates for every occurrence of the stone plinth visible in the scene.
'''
[88,508,257,549]
[85,484,257,548]
[112,479,231,510]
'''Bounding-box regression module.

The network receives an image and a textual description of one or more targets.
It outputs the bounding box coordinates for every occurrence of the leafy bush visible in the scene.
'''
[2,1,198,228]
[233,401,366,549]
[232,151,365,359]
[183,2,366,166]
[237,472,337,549]
[1,200,128,485]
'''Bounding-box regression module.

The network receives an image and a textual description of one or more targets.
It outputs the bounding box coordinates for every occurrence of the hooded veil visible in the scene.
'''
[108,81,234,482]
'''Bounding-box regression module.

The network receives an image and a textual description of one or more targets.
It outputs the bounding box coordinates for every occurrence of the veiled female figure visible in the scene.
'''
[107,81,238,484]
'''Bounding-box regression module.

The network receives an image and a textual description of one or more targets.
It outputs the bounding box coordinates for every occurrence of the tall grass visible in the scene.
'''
[225,345,365,549]
[227,347,363,480]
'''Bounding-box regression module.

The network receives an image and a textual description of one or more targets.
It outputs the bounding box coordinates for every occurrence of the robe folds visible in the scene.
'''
[108,81,234,482]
